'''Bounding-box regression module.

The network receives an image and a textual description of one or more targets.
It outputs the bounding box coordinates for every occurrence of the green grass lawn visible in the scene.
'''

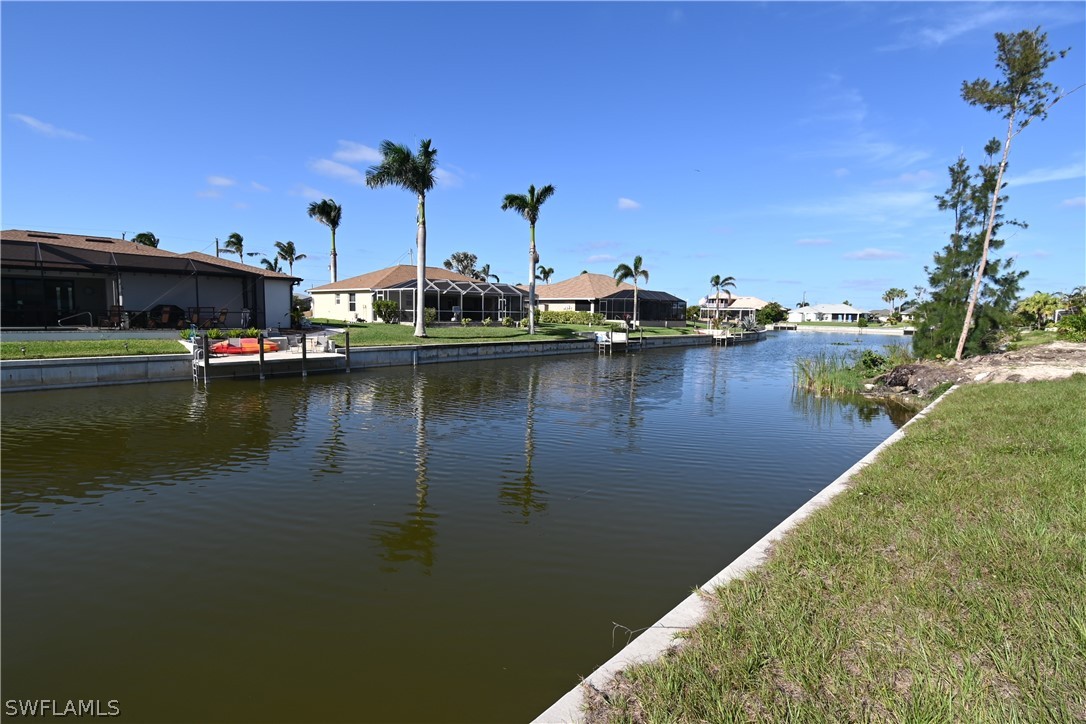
[329,322,697,347]
[587,376,1086,723]
[0,339,188,360]
[1007,329,1059,351]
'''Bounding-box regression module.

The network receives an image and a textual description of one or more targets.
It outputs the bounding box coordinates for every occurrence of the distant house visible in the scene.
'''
[525,272,686,325]
[787,303,864,323]
[308,264,526,324]
[1,229,297,329]
[698,294,770,323]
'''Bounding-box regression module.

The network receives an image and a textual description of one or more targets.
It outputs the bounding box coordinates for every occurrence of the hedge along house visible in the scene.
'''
[525,272,687,326]
[1,230,298,330]
[698,294,771,324]
[308,264,526,324]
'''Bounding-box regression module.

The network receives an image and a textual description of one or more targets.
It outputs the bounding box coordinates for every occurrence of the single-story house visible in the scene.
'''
[524,272,687,325]
[308,265,526,324]
[787,303,865,323]
[1,229,298,329]
[698,294,770,323]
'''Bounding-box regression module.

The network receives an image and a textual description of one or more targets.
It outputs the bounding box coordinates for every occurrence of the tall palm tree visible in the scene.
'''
[613,256,650,325]
[274,240,307,277]
[366,139,438,337]
[882,287,907,316]
[131,231,160,248]
[306,199,343,283]
[708,274,737,325]
[536,266,555,284]
[223,232,246,260]
[501,184,556,334]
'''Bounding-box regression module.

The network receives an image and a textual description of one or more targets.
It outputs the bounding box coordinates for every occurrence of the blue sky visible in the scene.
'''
[3,1,1084,310]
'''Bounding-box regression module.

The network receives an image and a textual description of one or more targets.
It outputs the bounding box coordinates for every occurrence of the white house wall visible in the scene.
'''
[262,279,294,330]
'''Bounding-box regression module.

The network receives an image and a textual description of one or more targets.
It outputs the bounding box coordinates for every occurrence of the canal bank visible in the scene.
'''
[1,333,713,392]
[534,385,956,723]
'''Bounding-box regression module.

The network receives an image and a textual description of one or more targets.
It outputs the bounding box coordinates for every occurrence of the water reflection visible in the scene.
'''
[499,366,547,520]
[372,373,437,574]
[791,388,915,429]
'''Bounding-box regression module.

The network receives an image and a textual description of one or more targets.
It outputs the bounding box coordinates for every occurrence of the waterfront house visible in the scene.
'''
[524,272,687,326]
[787,303,865,323]
[1,229,297,329]
[698,294,770,324]
[308,265,526,324]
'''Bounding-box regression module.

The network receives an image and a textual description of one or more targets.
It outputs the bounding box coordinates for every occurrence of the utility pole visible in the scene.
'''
[215,238,221,258]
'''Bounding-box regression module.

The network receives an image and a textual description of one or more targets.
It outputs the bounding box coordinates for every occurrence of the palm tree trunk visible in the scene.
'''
[528,224,537,335]
[633,284,639,326]
[415,195,428,337]
[330,229,338,283]
[955,113,1014,361]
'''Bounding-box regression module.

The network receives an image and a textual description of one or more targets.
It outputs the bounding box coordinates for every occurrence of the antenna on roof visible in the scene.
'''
[122,232,126,240]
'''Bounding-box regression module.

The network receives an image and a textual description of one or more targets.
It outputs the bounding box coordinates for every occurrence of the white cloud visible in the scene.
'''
[617,197,641,210]
[434,168,464,188]
[332,140,383,164]
[843,248,906,261]
[308,158,365,185]
[1060,197,1086,208]
[876,169,937,187]
[251,182,270,192]
[9,113,88,140]
[233,202,250,210]
[1006,162,1085,187]
[586,254,618,264]
[289,184,327,200]
[208,176,236,187]
[796,238,832,246]
[196,190,222,199]
[833,168,850,178]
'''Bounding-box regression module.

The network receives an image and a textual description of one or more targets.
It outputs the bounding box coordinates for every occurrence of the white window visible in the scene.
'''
[335,294,341,305]
[349,293,356,312]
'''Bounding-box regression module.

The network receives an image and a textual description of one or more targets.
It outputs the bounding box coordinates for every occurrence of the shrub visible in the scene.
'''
[502,317,514,327]
[482,317,494,327]
[245,327,261,338]
[857,317,869,328]
[857,349,886,372]
[374,300,400,324]
[206,328,223,340]
[1057,313,1086,342]
[460,316,472,327]
[424,307,437,325]
[227,328,244,338]
[179,329,193,340]
[536,310,606,325]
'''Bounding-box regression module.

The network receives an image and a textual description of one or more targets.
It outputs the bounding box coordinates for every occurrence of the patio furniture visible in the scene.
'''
[99,305,125,329]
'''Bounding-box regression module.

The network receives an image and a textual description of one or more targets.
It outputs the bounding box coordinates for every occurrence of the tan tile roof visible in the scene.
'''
[180,251,296,280]
[308,264,477,292]
[3,229,185,258]
[517,272,635,299]
[2,229,296,279]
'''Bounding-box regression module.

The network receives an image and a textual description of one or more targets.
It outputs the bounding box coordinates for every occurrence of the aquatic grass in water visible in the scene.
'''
[794,344,916,395]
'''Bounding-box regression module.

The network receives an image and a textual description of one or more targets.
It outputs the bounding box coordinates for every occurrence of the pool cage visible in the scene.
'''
[376,278,526,323]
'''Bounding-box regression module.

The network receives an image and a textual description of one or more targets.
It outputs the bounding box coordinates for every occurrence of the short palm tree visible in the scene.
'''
[474,264,499,283]
[882,287,908,317]
[709,274,737,326]
[261,256,282,273]
[274,240,307,277]
[366,140,438,337]
[501,184,556,334]
[306,199,342,283]
[131,231,160,248]
[443,251,478,277]
[536,266,555,284]
[613,256,649,325]
[223,232,246,260]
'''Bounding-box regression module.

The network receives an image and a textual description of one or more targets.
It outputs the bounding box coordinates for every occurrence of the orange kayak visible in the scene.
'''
[210,338,280,355]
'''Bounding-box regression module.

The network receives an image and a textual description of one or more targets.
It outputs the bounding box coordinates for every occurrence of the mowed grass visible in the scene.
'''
[0,339,188,360]
[587,376,1086,723]
[330,322,697,347]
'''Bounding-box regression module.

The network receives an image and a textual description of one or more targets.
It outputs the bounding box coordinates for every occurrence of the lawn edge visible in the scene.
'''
[531,385,960,724]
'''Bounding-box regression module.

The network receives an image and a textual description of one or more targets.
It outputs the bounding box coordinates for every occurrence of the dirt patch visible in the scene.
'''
[872,342,1086,397]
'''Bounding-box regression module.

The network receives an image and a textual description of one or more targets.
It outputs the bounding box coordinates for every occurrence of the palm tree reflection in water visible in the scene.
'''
[372,374,437,573]
[499,367,547,520]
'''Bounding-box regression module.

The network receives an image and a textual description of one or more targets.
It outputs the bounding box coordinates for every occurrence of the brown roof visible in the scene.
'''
[180,251,297,280]
[2,229,296,280]
[3,229,188,258]
[309,264,477,292]
[519,272,635,300]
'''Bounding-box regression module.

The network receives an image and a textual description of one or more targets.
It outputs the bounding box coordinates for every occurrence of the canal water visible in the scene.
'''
[2,332,912,722]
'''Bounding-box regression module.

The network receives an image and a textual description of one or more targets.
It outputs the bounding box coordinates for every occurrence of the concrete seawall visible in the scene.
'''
[1,333,713,393]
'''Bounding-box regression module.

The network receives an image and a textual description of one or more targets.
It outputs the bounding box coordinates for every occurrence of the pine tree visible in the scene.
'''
[914,142,1027,358]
